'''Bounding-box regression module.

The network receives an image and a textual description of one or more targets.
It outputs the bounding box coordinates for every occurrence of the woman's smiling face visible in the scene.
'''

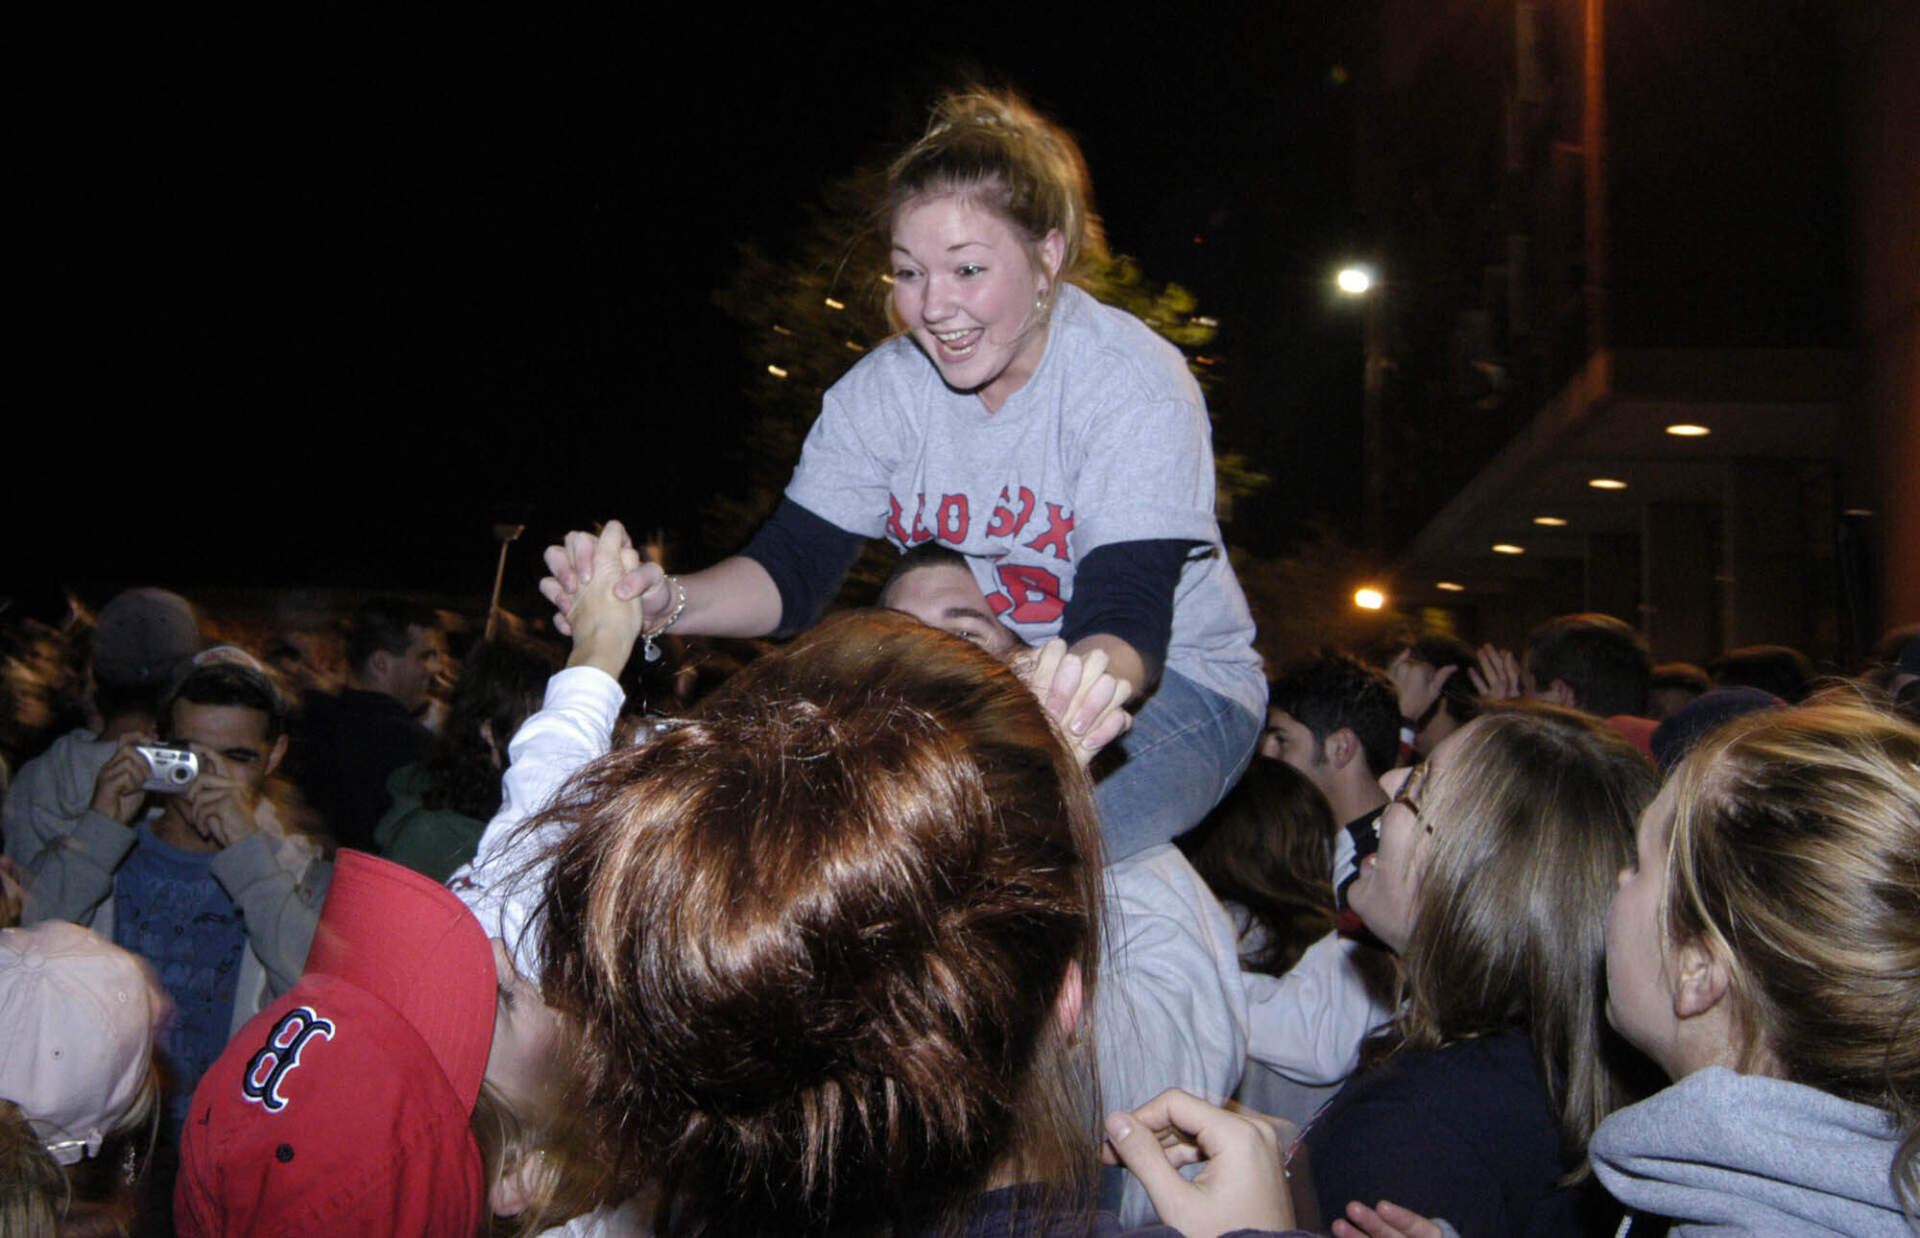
[889,192,1062,413]
[1349,725,1472,952]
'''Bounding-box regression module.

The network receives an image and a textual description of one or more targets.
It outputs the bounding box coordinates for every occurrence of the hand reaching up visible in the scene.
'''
[1467,644,1525,701]
[561,521,648,679]
[1387,651,1457,723]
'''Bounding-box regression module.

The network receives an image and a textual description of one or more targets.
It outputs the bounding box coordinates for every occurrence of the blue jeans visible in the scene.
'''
[1093,666,1263,861]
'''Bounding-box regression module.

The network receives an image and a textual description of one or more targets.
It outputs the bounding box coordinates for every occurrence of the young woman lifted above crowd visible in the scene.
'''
[543,87,1265,860]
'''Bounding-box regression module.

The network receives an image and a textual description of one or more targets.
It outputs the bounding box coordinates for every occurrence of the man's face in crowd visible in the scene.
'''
[389,624,442,712]
[162,700,282,832]
[882,565,1019,660]
[1260,707,1330,786]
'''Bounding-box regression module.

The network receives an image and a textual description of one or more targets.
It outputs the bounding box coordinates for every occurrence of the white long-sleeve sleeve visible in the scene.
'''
[449,666,625,976]
[1095,844,1249,1227]
[1242,931,1394,1087]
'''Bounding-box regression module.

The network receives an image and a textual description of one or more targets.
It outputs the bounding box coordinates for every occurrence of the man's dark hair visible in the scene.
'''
[346,597,437,674]
[1269,650,1400,777]
[1526,613,1652,717]
[1650,662,1712,695]
[1709,644,1815,704]
[162,661,288,740]
[92,678,170,728]
[421,634,564,821]
[877,544,974,608]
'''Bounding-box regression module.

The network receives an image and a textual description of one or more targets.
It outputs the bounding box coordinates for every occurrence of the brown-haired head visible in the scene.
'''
[1662,696,1920,1126]
[885,87,1109,305]
[1394,704,1658,1171]
[535,609,1103,1238]
[1184,759,1336,976]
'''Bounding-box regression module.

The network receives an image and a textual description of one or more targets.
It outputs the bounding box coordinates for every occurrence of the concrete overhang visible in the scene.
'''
[1390,347,1850,604]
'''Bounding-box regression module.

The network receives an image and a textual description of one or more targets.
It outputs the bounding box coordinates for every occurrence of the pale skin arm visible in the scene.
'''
[541,532,781,640]
[543,529,1139,735]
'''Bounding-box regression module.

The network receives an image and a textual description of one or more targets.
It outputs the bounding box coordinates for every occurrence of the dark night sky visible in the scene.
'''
[18,10,1370,619]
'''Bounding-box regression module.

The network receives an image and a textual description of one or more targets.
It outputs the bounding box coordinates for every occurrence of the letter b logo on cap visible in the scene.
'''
[241,1006,335,1112]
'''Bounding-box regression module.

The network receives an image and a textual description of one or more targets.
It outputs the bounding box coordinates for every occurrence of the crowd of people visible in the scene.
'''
[4,86,1918,1238]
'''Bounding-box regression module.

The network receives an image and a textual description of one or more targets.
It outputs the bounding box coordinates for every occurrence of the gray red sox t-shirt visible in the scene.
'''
[786,284,1264,723]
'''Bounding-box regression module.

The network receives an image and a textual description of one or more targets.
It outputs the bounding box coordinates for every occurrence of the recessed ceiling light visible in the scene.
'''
[1665,424,1710,437]
[1588,478,1628,490]
[1492,543,1525,555]
[1436,581,1465,592]
[1533,516,1568,527]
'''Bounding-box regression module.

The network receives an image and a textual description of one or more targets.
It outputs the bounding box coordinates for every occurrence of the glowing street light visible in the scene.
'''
[1335,261,1385,546]
[1354,587,1385,610]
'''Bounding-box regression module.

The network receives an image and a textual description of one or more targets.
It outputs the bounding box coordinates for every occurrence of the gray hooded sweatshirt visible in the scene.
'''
[1590,1066,1911,1237]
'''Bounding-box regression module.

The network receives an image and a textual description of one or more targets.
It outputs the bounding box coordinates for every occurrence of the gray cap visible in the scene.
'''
[91,588,201,688]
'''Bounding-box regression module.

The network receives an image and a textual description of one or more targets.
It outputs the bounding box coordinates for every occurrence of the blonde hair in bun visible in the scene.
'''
[885,87,1109,305]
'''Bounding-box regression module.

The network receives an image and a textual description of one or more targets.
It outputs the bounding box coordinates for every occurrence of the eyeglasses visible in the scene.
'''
[1390,761,1435,835]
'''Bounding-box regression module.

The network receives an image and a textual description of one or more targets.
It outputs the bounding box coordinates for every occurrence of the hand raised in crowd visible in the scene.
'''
[89,733,157,824]
[1102,1088,1297,1238]
[1331,1199,1449,1238]
[1387,651,1456,722]
[539,522,664,638]
[1467,644,1525,701]
[1011,639,1133,766]
[180,753,263,848]
[559,521,649,678]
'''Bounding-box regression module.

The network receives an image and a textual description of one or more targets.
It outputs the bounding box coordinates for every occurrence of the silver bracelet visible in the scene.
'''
[640,574,687,663]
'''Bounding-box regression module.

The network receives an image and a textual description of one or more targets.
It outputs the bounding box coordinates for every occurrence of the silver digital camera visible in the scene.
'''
[136,744,200,793]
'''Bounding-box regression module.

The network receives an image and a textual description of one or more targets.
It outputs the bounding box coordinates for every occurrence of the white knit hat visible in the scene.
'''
[0,922,168,1165]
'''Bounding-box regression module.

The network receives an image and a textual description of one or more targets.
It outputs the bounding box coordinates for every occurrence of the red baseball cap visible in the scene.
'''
[176,850,498,1237]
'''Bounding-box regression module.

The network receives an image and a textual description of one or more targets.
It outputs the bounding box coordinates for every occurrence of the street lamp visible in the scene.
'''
[1336,263,1386,548]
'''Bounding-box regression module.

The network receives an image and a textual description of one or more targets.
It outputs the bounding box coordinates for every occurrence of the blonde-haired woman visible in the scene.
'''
[543,87,1265,861]
[1594,698,1920,1236]
[1303,705,1657,1238]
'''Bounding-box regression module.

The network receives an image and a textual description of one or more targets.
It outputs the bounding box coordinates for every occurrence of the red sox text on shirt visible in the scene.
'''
[884,485,1074,625]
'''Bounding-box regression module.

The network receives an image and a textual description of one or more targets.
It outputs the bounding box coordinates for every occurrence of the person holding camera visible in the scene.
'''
[18,652,329,1144]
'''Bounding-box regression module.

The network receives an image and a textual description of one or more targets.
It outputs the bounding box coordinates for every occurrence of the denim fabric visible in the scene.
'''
[1094,666,1264,861]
